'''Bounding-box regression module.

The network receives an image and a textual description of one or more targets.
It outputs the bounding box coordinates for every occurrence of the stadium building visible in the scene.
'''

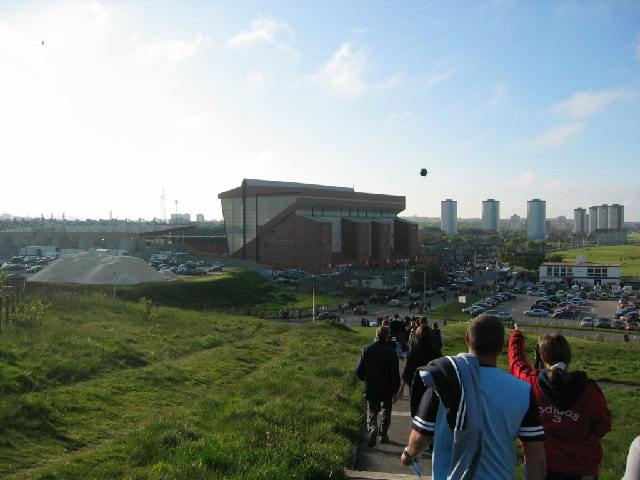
[218,179,417,271]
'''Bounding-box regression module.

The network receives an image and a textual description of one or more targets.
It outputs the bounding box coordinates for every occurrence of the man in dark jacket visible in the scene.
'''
[356,326,401,447]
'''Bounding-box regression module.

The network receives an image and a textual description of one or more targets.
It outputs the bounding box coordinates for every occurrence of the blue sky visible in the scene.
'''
[1,0,639,221]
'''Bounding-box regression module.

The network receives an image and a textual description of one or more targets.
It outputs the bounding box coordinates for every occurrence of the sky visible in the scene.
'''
[1,0,639,222]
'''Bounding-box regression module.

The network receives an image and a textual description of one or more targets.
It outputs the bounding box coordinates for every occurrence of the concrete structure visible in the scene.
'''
[607,204,624,229]
[0,218,205,258]
[588,206,598,233]
[218,179,416,271]
[526,199,546,240]
[596,205,609,231]
[539,262,621,286]
[441,199,457,236]
[482,199,500,232]
[573,208,587,235]
[509,214,521,231]
[578,203,627,244]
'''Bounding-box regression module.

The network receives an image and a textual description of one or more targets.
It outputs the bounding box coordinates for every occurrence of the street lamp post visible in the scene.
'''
[403,261,408,292]
[312,276,315,322]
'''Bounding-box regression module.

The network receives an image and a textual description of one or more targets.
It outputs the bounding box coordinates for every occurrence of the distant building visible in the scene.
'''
[607,204,624,229]
[441,199,457,236]
[482,199,500,232]
[539,261,621,286]
[218,179,416,271]
[574,208,587,235]
[170,213,191,224]
[526,199,546,240]
[579,203,626,244]
[588,206,598,233]
[509,214,521,231]
[196,214,205,222]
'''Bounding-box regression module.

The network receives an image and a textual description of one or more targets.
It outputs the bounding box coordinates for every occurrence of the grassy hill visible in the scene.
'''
[26,270,353,317]
[1,287,639,479]
[549,243,640,278]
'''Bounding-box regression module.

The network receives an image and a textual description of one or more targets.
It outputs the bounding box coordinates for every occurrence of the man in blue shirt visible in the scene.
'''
[401,314,546,480]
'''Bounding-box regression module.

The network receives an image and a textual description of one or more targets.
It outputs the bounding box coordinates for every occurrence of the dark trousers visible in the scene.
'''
[366,397,393,437]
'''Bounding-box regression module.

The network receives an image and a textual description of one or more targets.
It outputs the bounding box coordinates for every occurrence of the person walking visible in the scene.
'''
[356,326,401,447]
[397,324,442,408]
[401,315,546,480]
[431,322,443,351]
[509,326,611,480]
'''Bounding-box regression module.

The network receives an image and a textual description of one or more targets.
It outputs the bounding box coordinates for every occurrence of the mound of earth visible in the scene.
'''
[28,251,177,285]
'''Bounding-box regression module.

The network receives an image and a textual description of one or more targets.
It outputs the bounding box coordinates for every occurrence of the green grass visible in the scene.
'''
[1,292,638,479]
[27,271,351,318]
[550,243,640,279]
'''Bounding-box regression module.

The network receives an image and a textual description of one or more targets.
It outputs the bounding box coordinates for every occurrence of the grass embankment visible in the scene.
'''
[2,291,639,479]
[0,291,366,479]
[550,243,640,278]
[27,270,350,318]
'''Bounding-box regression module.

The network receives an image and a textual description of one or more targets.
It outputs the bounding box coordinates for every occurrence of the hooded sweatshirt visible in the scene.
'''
[509,330,611,476]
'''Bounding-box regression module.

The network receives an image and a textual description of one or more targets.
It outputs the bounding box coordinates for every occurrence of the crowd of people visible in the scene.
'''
[355,312,638,480]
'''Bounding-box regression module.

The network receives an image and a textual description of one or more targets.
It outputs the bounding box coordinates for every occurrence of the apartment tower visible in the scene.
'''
[441,199,457,236]
[482,199,500,232]
[526,199,546,240]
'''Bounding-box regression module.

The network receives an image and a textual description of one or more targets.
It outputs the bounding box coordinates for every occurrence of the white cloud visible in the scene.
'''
[310,42,366,96]
[226,16,295,50]
[387,111,416,124]
[245,71,269,88]
[307,42,398,97]
[525,122,585,150]
[132,34,207,63]
[508,172,537,187]
[425,69,455,90]
[551,89,624,119]
[351,27,367,34]
[488,83,507,108]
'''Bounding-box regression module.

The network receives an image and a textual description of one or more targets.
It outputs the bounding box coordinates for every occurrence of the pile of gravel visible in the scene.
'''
[28,251,177,285]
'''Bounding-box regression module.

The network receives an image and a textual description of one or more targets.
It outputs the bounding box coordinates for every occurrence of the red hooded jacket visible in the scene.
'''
[508,330,611,476]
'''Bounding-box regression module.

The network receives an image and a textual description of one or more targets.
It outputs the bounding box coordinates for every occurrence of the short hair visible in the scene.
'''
[468,314,505,356]
[376,326,391,341]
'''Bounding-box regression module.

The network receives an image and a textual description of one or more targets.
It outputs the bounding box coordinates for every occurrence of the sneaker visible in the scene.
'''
[379,434,390,444]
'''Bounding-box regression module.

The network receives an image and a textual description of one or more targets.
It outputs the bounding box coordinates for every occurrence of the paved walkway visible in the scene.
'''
[347,360,433,480]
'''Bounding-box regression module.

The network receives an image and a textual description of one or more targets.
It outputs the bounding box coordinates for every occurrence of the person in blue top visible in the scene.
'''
[401,314,546,480]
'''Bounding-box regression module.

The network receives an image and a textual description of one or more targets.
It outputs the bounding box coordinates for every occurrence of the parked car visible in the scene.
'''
[353,306,368,315]
[408,293,421,300]
[523,309,549,317]
[611,319,625,329]
[388,299,403,307]
[595,317,611,328]
[318,312,340,320]
[495,311,513,322]
[208,265,223,272]
[626,321,639,331]
[580,318,593,327]
[553,310,576,319]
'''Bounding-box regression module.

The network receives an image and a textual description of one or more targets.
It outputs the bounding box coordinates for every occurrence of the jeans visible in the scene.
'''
[367,397,393,438]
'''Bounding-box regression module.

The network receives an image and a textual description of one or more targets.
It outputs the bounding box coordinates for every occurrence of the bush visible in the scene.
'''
[12,298,50,328]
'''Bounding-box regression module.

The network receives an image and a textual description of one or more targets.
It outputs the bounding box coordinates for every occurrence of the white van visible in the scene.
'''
[623,285,633,294]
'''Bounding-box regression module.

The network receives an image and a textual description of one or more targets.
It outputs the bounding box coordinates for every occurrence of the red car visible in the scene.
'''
[353,306,368,315]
